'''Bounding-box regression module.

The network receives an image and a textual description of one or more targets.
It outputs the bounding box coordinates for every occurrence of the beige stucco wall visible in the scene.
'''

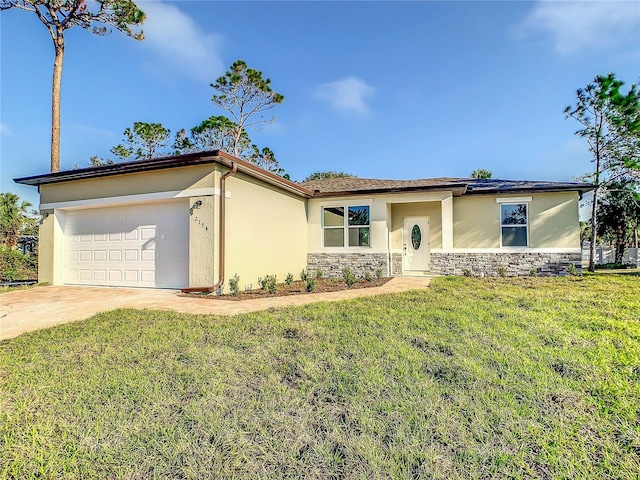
[529,192,580,248]
[188,194,216,286]
[37,212,55,284]
[307,191,452,254]
[390,202,442,250]
[453,192,580,249]
[40,164,217,204]
[222,171,307,293]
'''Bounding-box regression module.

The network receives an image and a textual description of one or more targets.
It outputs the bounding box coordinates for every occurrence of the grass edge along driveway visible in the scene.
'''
[1,275,639,479]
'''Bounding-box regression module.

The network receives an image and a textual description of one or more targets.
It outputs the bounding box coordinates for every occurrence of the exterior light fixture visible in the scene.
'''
[190,200,203,215]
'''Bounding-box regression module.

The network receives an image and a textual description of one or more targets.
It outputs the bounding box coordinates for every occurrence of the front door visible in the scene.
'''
[403,216,430,272]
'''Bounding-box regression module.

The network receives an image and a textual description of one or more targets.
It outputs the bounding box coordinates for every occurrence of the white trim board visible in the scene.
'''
[496,196,532,203]
[40,188,229,210]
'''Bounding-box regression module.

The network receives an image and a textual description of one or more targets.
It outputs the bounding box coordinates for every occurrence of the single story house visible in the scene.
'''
[15,150,594,292]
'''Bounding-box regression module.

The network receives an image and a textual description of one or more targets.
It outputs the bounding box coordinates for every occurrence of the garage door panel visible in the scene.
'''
[63,201,188,288]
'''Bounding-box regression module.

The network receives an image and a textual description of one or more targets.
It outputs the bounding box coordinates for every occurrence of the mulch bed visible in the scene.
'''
[180,277,391,301]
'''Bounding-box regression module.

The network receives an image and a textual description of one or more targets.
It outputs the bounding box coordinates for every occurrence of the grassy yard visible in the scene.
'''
[1,275,638,479]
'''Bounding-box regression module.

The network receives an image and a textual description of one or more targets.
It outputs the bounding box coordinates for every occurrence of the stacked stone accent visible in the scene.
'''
[428,252,582,277]
[391,253,402,275]
[308,252,581,278]
[307,253,389,279]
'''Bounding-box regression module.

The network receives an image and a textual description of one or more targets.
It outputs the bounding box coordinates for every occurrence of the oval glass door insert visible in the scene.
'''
[411,224,422,250]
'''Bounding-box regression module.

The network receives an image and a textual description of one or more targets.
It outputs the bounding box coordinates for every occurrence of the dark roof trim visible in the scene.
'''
[311,184,469,198]
[14,150,314,198]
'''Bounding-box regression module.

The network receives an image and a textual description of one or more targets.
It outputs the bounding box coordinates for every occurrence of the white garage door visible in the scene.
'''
[63,201,189,288]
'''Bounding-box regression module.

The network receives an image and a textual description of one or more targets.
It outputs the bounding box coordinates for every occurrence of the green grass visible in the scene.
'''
[1,275,638,479]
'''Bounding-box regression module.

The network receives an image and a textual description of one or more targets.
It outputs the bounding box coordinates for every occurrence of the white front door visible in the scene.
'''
[63,201,189,288]
[403,216,430,272]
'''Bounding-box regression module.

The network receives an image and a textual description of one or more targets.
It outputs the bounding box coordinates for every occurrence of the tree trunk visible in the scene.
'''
[588,187,599,272]
[614,222,626,265]
[51,39,64,172]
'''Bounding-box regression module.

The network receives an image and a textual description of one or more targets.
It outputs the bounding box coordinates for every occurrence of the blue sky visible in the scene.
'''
[1,1,639,209]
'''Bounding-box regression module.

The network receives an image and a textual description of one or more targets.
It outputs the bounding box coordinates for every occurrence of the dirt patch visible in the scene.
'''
[180,278,391,301]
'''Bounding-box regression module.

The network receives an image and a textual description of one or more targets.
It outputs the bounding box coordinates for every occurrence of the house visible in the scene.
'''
[15,150,594,292]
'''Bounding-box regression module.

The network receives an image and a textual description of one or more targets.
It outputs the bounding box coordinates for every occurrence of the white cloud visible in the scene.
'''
[138,1,224,81]
[514,0,640,54]
[314,77,375,114]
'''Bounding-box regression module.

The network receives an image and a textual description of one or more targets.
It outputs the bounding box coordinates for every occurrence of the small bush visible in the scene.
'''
[245,284,253,291]
[364,271,373,282]
[462,268,472,277]
[529,266,538,277]
[497,265,507,277]
[299,269,308,281]
[375,267,383,279]
[305,278,316,292]
[342,267,356,287]
[0,247,37,282]
[566,263,579,276]
[264,275,278,294]
[257,277,266,290]
[315,269,323,279]
[228,274,240,296]
[285,273,294,285]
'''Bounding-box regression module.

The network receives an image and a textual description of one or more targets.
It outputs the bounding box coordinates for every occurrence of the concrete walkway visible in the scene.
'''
[0,277,431,340]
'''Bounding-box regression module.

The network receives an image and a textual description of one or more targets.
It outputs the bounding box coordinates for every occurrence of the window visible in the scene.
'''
[500,203,528,247]
[323,205,370,247]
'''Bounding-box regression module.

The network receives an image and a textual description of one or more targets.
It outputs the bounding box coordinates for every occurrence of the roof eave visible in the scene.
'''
[14,150,314,198]
[310,184,469,198]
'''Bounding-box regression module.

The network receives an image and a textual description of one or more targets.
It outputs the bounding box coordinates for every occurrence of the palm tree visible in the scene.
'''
[1,193,33,248]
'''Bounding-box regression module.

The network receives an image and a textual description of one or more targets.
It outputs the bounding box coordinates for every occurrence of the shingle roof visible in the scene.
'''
[298,177,594,197]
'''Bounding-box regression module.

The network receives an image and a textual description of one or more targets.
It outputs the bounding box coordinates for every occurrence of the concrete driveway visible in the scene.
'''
[0,277,431,341]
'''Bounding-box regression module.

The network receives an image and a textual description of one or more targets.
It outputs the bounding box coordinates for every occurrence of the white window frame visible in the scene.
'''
[499,202,529,248]
[322,204,371,248]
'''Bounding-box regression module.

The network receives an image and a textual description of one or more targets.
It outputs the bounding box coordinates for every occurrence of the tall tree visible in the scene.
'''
[597,181,640,265]
[471,168,493,179]
[111,122,171,160]
[0,193,34,248]
[303,171,356,182]
[174,116,252,157]
[564,73,640,271]
[248,146,284,176]
[0,0,145,173]
[174,117,287,176]
[211,60,284,157]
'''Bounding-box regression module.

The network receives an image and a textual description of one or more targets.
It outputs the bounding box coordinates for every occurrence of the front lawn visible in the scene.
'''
[1,275,638,478]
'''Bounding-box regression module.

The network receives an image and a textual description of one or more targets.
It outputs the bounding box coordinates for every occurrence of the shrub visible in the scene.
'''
[462,268,472,277]
[364,271,373,282]
[228,274,240,296]
[0,247,37,282]
[594,263,632,270]
[264,274,278,294]
[285,273,294,285]
[342,267,356,287]
[305,278,316,292]
[299,269,308,281]
[566,263,579,276]
[375,267,383,279]
[497,265,507,278]
[529,266,538,277]
[315,269,323,279]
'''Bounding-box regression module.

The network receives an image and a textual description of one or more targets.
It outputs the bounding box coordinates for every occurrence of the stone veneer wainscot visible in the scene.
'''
[307,253,389,278]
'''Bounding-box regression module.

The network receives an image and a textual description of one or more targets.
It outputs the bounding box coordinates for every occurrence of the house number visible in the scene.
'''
[193,216,208,232]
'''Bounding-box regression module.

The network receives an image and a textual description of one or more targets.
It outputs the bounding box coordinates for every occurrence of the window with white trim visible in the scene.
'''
[323,205,370,247]
[500,203,528,247]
